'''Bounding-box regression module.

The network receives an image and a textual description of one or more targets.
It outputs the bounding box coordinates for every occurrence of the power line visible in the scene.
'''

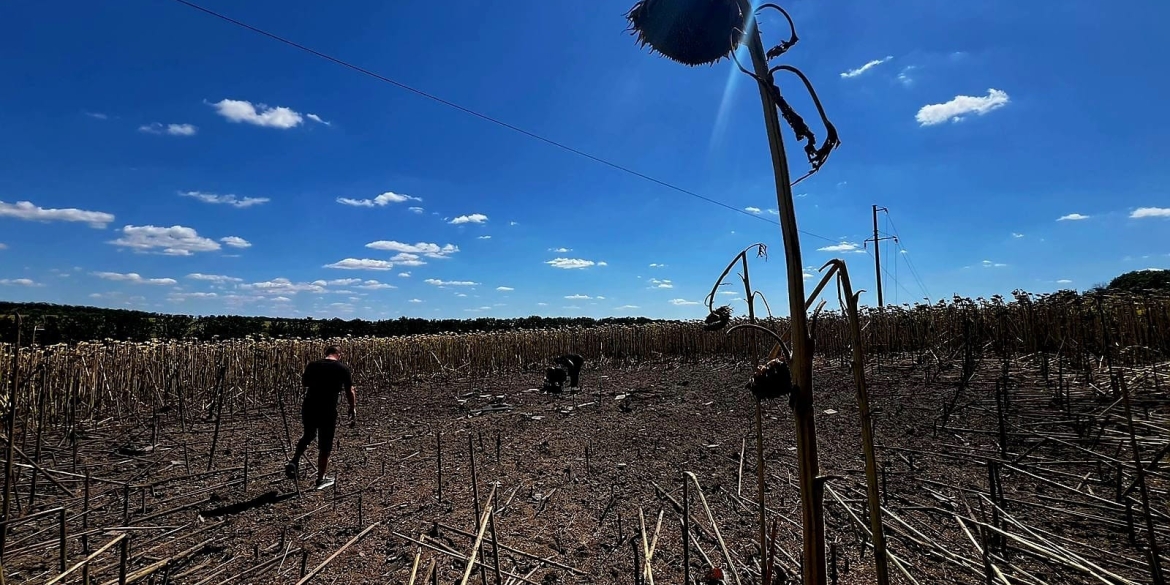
[168,0,840,244]
[883,213,932,300]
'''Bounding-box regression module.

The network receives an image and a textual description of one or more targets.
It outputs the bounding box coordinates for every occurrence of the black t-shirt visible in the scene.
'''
[301,358,353,411]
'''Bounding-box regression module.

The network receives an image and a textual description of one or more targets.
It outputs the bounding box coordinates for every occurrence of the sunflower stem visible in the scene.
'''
[740,4,827,584]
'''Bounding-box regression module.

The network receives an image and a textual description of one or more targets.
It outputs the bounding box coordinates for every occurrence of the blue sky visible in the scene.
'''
[2,0,1168,321]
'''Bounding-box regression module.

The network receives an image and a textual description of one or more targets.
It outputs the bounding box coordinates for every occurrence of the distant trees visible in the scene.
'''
[0,301,663,345]
[1106,269,1170,293]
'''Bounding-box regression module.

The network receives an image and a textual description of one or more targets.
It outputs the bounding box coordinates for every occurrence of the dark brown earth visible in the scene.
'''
[3,354,1165,584]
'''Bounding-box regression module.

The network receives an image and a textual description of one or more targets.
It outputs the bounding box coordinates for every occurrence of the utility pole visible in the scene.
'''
[866,205,897,308]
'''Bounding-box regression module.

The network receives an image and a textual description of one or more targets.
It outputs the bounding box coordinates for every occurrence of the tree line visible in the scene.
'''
[0,301,661,345]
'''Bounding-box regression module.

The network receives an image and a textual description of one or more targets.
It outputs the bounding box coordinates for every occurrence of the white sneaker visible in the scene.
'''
[315,476,335,490]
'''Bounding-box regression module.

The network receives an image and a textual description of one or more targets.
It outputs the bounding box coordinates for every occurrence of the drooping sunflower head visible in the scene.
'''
[704,305,733,331]
[626,0,748,67]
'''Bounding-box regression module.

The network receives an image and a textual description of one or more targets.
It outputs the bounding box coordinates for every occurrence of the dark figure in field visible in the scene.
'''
[553,354,585,388]
[285,346,356,489]
[543,367,568,392]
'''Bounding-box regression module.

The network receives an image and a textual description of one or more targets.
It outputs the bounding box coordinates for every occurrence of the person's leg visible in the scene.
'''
[316,412,338,484]
[288,409,318,477]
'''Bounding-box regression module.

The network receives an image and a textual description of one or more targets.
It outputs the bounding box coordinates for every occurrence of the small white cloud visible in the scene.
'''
[817,241,866,253]
[92,271,177,285]
[85,112,109,120]
[565,294,592,300]
[615,305,639,310]
[718,291,736,296]
[980,260,1008,268]
[210,98,304,129]
[220,236,251,249]
[186,273,242,283]
[1056,279,1073,284]
[408,298,423,303]
[0,200,114,228]
[917,89,1010,126]
[1011,232,1025,238]
[549,247,572,253]
[181,191,269,208]
[168,292,218,302]
[424,278,479,286]
[241,277,325,295]
[449,213,488,225]
[669,299,699,306]
[356,280,395,290]
[306,113,331,126]
[337,192,421,207]
[324,258,395,271]
[109,225,221,255]
[546,258,598,270]
[896,65,916,86]
[0,278,38,287]
[478,235,492,240]
[0,243,7,250]
[597,261,609,267]
[744,206,762,214]
[648,263,666,268]
[398,272,411,278]
[365,241,458,259]
[496,286,514,291]
[139,123,198,136]
[408,206,424,214]
[803,272,814,280]
[841,56,893,79]
[1057,213,1090,221]
[1131,207,1170,219]
[649,278,673,289]
[509,221,519,226]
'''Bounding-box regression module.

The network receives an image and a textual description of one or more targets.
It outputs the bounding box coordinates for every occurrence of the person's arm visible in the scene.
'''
[345,366,356,418]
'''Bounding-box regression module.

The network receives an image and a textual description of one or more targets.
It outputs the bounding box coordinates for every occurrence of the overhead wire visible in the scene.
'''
[883,211,932,301]
[167,0,842,243]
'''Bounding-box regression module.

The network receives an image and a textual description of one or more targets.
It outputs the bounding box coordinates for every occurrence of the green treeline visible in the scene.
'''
[0,302,661,344]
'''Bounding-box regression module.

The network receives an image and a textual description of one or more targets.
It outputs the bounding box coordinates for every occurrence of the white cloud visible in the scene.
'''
[0,278,38,287]
[615,305,640,310]
[550,247,572,253]
[648,263,666,268]
[109,225,221,255]
[981,260,1007,268]
[803,272,814,280]
[337,192,421,207]
[356,280,395,290]
[271,296,292,302]
[92,272,177,285]
[241,277,325,295]
[180,191,269,208]
[449,213,488,225]
[478,235,492,240]
[0,243,6,250]
[324,258,395,271]
[547,258,601,269]
[0,200,114,228]
[220,236,251,249]
[389,253,427,267]
[1057,279,1073,284]
[1057,213,1090,221]
[817,241,866,253]
[424,278,479,286]
[85,112,109,120]
[649,278,673,289]
[509,221,519,226]
[409,298,423,303]
[1131,207,1170,219]
[718,291,736,296]
[841,56,893,79]
[1011,232,1025,238]
[168,292,218,301]
[897,65,916,86]
[210,98,304,129]
[365,241,458,259]
[186,273,242,283]
[744,206,762,214]
[398,272,411,278]
[306,113,330,126]
[916,89,1010,126]
[139,123,197,136]
[565,294,592,300]
[496,286,514,291]
[669,299,699,306]
[408,206,425,214]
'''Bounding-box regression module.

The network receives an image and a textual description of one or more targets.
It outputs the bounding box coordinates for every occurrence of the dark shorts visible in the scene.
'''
[302,408,338,456]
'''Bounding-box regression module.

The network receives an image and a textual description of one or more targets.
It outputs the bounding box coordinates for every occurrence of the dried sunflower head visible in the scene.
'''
[626,0,747,67]
[704,305,733,331]
[747,358,792,401]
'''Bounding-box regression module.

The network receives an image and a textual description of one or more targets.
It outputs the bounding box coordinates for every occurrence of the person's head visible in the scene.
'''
[324,345,341,360]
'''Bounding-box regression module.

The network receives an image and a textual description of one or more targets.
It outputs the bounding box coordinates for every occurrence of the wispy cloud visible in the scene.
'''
[496,286,514,291]
[449,213,488,225]
[365,241,458,259]
[549,247,572,253]
[306,113,331,126]
[841,56,893,79]
[424,278,479,286]
[0,200,114,228]
[408,298,423,303]
[92,271,177,285]
[209,98,304,129]
[0,278,39,287]
[1011,232,1025,238]
[1131,207,1170,219]
[477,235,492,240]
[109,225,225,255]
[669,299,699,306]
[408,206,425,214]
[220,236,251,249]
[181,191,269,208]
[187,273,242,284]
[546,258,603,269]
[817,241,866,253]
[896,65,917,86]
[649,278,673,289]
[981,260,1007,268]
[615,305,640,310]
[916,89,1010,126]
[1057,213,1090,221]
[744,206,762,214]
[398,272,411,278]
[337,192,421,207]
[139,123,197,136]
[85,112,109,120]
[565,294,592,300]
[1056,279,1073,284]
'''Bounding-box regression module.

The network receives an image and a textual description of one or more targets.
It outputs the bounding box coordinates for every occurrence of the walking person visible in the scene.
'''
[285,345,356,489]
